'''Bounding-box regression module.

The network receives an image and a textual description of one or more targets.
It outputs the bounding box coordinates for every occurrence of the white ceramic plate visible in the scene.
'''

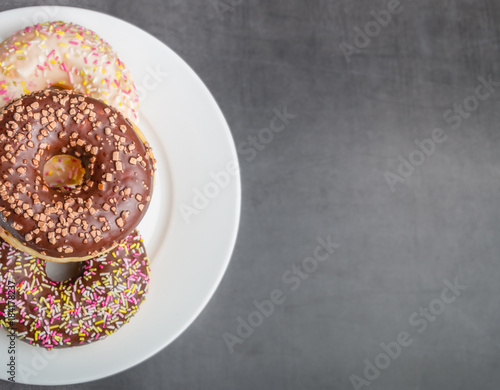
[0,6,240,385]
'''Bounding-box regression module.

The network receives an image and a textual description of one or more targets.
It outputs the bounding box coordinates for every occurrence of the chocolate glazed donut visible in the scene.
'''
[0,230,151,349]
[0,89,155,262]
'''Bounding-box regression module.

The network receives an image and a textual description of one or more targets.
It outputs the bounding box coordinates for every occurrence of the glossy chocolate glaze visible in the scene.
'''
[0,90,154,259]
[0,230,151,348]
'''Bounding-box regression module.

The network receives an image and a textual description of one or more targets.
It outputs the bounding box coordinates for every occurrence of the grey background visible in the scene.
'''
[2,0,500,389]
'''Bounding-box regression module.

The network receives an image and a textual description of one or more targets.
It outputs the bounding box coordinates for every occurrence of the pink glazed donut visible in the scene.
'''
[0,21,139,122]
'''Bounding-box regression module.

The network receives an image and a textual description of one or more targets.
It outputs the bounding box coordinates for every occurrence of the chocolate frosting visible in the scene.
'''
[0,89,154,259]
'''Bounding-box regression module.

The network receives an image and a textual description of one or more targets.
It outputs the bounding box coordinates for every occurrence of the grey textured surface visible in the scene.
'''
[2,0,500,389]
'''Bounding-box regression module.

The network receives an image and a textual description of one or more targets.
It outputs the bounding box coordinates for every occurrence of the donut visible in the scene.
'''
[0,230,150,349]
[0,89,155,262]
[0,21,139,122]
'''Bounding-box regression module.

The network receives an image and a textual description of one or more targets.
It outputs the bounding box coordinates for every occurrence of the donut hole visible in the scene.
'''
[43,155,85,190]
[49,83,71,91]
[45,261,82,282]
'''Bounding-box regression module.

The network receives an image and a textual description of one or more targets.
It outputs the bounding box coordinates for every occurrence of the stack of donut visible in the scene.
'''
[0,21,156,349]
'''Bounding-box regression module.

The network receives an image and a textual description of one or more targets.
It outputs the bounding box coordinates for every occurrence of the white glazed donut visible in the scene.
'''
[0,21,139,122]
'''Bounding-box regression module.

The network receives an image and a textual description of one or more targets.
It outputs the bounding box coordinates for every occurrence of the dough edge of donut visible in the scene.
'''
[0,226,121,263]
